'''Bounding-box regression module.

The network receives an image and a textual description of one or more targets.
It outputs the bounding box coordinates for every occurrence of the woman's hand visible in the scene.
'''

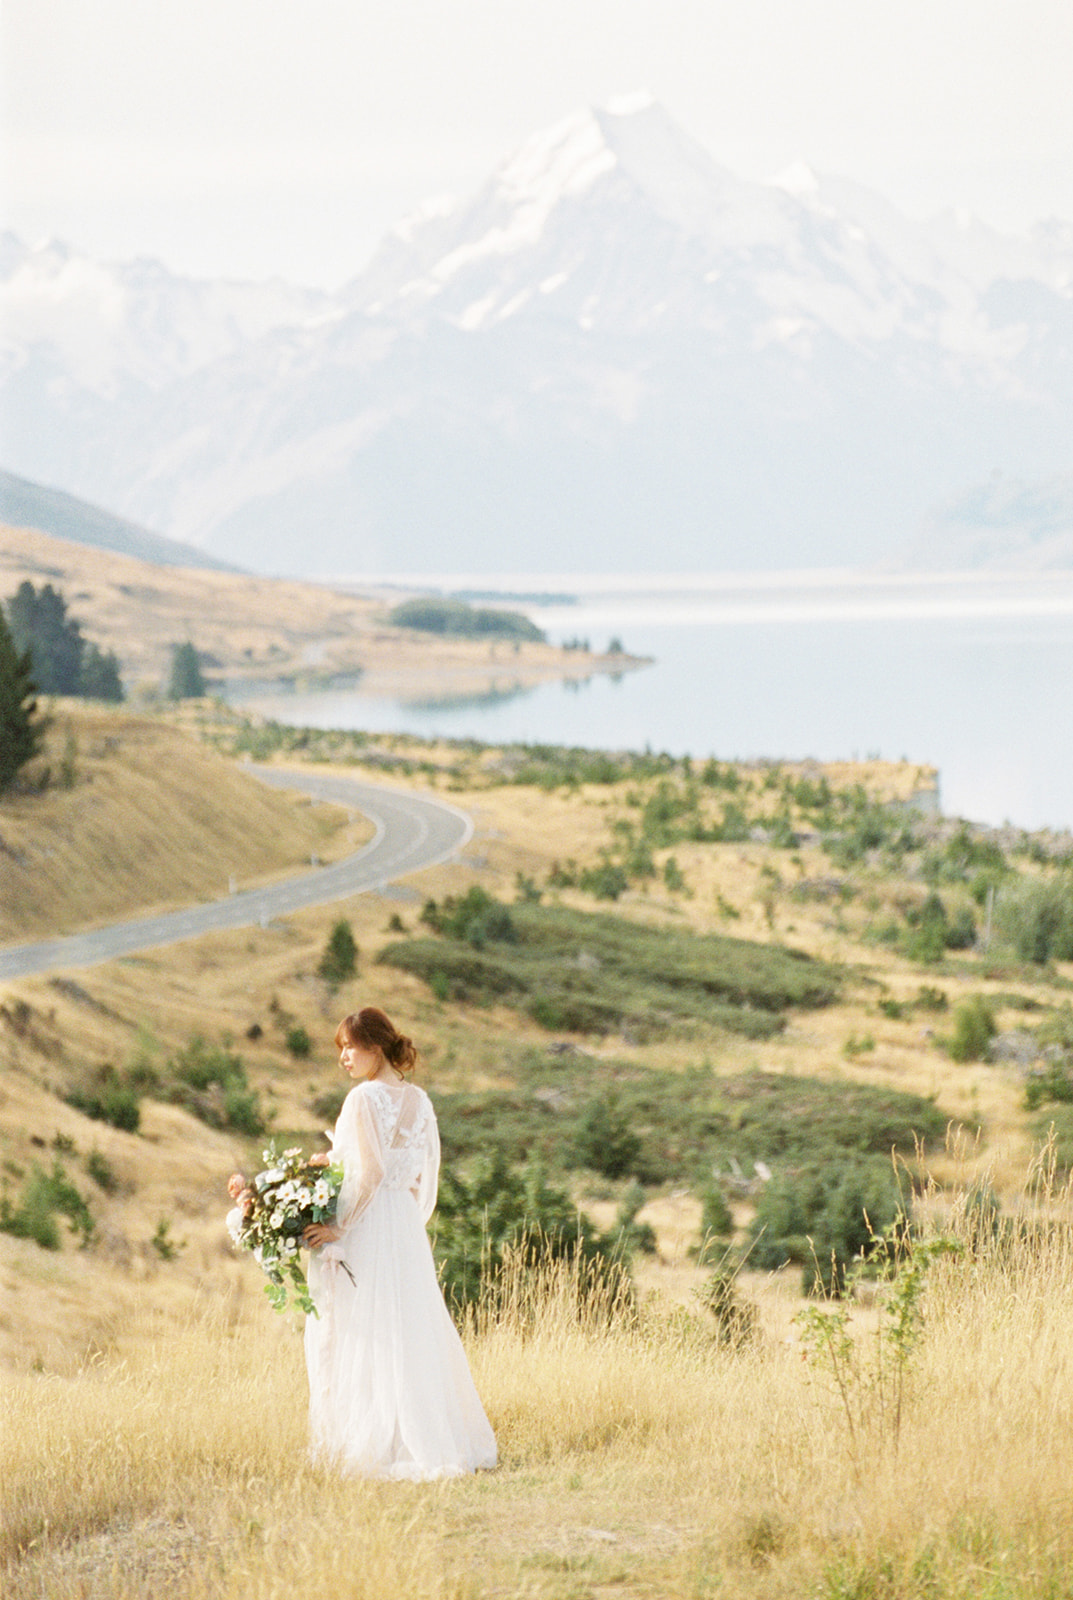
[303,1222,342,1248]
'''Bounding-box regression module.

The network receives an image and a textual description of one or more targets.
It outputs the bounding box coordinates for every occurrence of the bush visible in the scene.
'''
[697,1181,734,1261]
[947,996,997,1063]
[285,1024,312,1058]
[996,875,1073,963]
[571,1092,643,1179]
[0,1161,94,1249]
[318,919,358,987]
[421,887,516,947]
[166,1037,267,1135]
[85,1149,119,1193]
[65,1067,141,1133]
[430,1150,618,1310]
[380,900,841,1043]
[747,1158,902,1294]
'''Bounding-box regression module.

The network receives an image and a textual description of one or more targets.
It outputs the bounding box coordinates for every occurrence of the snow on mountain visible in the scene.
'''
[1,99,1071,576]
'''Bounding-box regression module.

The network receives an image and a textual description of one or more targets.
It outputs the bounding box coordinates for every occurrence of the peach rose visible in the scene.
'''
[227,1172,247,1200]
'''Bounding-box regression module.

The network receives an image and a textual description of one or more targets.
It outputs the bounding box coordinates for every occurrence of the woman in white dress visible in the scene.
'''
[301,1007,497,1480]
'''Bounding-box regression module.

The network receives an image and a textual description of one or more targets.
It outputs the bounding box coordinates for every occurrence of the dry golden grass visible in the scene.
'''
[3,1170,1073,1600]
[0,705,365,941]
[0,522,631,698]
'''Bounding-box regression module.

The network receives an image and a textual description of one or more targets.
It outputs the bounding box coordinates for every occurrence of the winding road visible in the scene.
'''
[0,768,474,982]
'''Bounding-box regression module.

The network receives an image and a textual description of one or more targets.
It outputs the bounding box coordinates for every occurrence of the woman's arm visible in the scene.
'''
[303,1087,384,1249]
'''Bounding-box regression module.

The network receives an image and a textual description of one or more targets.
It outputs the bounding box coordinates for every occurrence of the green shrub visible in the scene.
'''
[747,1158,902,1294]
[996,874,1073,963]
[166,1037,267,1135]
[285,1025,312,1058]
[388,597,544,643]
[697,1181,734,1261]
[947,996,997,1063]
[65,1067,141,1133]
[1024,1062,1073,1111]
[379,900,840,1043]
[0,1161,94,1249]
[421,887,516,946]
[572,1092,643,1178]
[578,861,630,901]
[318,919,358,986]
[85,1149,119,1193]
[430,1150,618,1310]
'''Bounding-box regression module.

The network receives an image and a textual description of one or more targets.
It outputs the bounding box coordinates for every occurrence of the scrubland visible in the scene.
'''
[4,704,1073,1595]
[4,1176,1073,1600]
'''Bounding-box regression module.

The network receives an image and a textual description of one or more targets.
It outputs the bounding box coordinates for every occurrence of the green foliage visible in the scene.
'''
[695,1265,759,1347]
[6,580,83,693]
[388,597,544,643]
[995,873,1073,963]
[85,1149,119,1193]
[947,996,997,1063]
[5,580,123,700]
[79,641,124,701]
[613,1181,657,1255]
[0,1160,95,1250]
[65,1066,142,1133]
[317,918,358,986]
[151,1217,182,1261]
[572,1092,643,1178]
[748,1158,903,1294]
[421,887,516,946]
[577,861,630,901]
[0,604,45,791]
[430,1150,617,1309]
[697,1180,734,1261]
[432,1057,947,1191]
[285,1024,312,1058]
[165,1037,267,1135]
[166,640,206,700]
[380,900,840,1042]
[797,1220,963,1472]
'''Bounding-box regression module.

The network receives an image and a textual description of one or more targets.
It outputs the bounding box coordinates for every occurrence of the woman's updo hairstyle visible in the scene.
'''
[335,1007,418,1074]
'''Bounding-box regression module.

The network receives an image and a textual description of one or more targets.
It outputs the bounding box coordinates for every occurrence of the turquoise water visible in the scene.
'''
[229,580,1073,832]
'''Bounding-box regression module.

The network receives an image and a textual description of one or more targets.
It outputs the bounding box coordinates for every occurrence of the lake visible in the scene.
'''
[228,571,1073,833]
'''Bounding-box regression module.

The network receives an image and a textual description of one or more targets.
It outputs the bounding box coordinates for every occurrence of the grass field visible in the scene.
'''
[3,709,1073,1595]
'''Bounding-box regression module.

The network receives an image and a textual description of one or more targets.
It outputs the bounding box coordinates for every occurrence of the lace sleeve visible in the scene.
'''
[333,1086,385,1231]
[413,1098,441,1225]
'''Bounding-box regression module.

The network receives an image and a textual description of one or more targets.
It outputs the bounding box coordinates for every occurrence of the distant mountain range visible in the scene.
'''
[0,469,239,572]
[2,96,1071,577]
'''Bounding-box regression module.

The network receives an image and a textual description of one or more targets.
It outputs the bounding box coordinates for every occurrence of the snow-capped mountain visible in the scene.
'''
[2,97,1072,575]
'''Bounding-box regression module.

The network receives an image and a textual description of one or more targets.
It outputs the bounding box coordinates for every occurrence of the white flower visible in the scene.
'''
[296,1187,312,1208]
[281,1237,298,1257]
[262,1168,285,1186]
[312,1179,332,1207]
[253,1245,264,1265]
[226,1207,244,1243]
[270,1208,285,1230]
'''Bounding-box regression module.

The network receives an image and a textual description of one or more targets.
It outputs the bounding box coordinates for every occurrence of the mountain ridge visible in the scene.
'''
[2,98,1071,576]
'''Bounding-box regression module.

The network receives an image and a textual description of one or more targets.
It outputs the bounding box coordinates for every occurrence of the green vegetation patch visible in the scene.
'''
[387,596,544,643]
[379,892,839,1042]
[427,1053,947,1188]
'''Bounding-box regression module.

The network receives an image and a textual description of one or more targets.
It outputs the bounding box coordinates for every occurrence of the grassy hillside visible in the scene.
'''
[0,704,363,941]
[0,523,636,698]
[2,714,1073,1595]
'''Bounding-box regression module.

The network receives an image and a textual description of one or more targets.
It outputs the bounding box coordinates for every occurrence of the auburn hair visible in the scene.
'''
[334,1007,418,1074]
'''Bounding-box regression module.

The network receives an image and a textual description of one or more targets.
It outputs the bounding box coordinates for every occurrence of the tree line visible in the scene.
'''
[0,580,208,793]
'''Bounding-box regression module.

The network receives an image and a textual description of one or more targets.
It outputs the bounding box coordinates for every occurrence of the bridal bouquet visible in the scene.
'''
[226,1142,343,1315]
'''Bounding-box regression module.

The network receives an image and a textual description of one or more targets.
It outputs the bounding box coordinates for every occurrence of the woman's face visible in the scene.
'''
[339,1037,382,1080]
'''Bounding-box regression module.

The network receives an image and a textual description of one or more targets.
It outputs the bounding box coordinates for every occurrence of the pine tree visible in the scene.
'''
[7,581,84,694]
[318,919,358,987]
[0,607,45,792]
[80,642,124,702]
[167,641,207,700]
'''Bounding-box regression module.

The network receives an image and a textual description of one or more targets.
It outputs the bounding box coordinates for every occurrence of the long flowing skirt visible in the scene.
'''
[304,1188,497,1480]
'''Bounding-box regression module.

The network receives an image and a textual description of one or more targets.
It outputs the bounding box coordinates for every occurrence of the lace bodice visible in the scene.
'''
[330,1079,440,1230]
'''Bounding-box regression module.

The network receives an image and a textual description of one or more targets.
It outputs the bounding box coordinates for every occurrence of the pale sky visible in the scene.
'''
[3,0,1072,288]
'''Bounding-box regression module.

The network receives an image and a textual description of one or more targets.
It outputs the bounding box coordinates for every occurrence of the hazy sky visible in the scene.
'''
[4,0,1072,288]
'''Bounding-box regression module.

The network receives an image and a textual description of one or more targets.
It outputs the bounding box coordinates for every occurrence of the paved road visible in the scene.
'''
[0,768,473,981]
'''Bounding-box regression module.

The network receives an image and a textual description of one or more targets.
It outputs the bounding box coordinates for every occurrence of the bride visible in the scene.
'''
[301,1006,497,1479]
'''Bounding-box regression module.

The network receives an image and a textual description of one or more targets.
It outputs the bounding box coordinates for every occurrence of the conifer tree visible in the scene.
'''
[7,580,84,694]
[167,640,207,700]
[0,607,45,792]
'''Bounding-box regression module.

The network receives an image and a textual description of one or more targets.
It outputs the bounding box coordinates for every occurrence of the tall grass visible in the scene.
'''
[4,1164,1073,1598]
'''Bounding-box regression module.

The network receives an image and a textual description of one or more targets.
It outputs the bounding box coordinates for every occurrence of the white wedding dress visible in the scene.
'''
[304,1078,497,1479]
